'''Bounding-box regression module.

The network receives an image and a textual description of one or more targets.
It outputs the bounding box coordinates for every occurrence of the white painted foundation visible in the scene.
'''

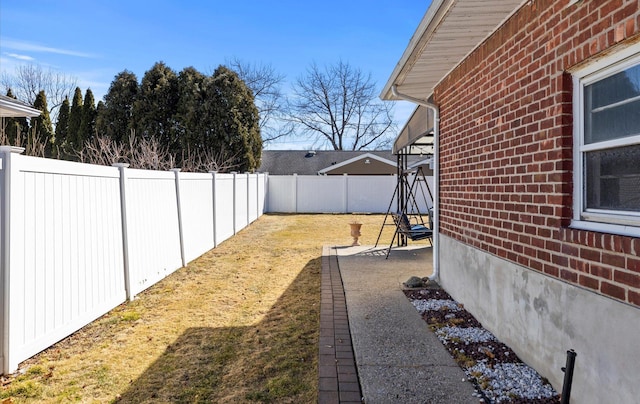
[439,234,640,404]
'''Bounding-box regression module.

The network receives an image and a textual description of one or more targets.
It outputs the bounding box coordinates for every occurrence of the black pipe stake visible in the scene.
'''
[561,349,577,404]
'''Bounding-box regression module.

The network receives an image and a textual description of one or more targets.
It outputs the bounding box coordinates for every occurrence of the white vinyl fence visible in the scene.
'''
[265,174,434,214]
[0,146,430,375]
[0,147,266,374]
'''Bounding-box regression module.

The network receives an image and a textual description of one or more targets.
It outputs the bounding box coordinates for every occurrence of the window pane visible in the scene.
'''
[586,144,640,211]
[584,64,640,144]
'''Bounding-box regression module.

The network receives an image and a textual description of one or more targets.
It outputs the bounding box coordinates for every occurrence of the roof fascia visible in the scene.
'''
[318,152,396,174]
[380,0,526,101]
[0,97,41,117]
[380,0,452,101]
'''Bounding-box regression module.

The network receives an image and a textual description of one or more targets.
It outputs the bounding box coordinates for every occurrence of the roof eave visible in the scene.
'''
[0,97,42,118]
[380,0,526,102]
[380,0,451,101]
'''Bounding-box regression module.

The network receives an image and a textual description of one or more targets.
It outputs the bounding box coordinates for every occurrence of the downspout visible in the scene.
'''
[391,85,441,282]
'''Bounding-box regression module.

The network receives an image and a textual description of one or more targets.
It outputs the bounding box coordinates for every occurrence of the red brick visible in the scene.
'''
[560,269,578,283]
[601,252,625,268]
[578,275,599,291]
[601,282,626,301]
[579,247,601,262]
[590,264,612,280]
[544,264,559,277]
[573,259,590,274]
[629,290,640,307]
[614,270,640,288]
[561,243,579,257]
[552,254,569,267]
[633,238,640,256]
[628,257,640,273]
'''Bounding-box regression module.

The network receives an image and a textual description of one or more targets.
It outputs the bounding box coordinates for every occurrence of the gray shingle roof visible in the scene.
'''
[258,150,398,175]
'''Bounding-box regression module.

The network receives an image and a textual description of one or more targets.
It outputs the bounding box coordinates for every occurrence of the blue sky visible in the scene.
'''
[0,0,429,149]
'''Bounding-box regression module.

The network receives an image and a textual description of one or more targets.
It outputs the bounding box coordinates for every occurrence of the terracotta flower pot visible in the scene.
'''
[349,223,362,246]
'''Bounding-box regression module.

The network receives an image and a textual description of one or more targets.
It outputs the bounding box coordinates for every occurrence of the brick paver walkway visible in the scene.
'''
[318,246,362,404]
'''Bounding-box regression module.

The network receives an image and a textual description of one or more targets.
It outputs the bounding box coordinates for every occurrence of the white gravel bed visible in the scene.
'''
[467,362,558,403]
[411,298,461,312]
[435,326,497,344]
[405,289,559,403]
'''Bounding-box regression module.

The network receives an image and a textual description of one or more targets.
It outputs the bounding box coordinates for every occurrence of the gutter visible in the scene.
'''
[391,85,441,282]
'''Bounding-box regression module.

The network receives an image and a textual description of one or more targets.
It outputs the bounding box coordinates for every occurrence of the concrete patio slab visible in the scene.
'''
[331,245,478,403]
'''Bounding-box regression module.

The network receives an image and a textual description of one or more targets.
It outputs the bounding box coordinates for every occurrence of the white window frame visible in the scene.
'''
[572,42,640,238]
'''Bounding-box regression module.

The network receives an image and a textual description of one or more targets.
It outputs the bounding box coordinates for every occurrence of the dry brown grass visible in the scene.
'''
[2,213,412,403]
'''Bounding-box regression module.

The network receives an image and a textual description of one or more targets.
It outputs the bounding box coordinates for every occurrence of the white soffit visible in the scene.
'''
[381,0,526,101]
[0,95,41,118]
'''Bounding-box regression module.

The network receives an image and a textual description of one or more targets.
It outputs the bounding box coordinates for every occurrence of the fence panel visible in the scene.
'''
[0,151,270,374]
[257,173,267,216]
[125,169,182,296]
[5,153,125,373]
[405,173,434,213]
[346,176,397,213]
[265,175,418,214]
[296,176,346,213]
[234,174,249,230]
[214,173,235,244]
[248,174,258,223]
[179,172,215,264]
[266,175,296,212]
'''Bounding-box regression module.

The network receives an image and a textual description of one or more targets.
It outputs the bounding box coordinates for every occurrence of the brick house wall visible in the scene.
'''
[433,0,640,306]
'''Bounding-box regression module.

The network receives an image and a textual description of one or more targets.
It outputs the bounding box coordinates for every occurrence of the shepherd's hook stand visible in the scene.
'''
[560,349,577,404]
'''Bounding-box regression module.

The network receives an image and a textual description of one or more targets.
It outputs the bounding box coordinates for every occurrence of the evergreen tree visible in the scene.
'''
[68,87,83,150]
[176,66,208,153]
[95,100,106,135]
[209,65,262,172]
[80,88,97,141]
[3,89,29,145]
[55,96,70,148]
[97,70,138,142]
[133,62,179,150]
[32,90,54,156]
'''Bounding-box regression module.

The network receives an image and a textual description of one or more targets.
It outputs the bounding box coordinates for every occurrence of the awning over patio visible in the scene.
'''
[393,104,434,156]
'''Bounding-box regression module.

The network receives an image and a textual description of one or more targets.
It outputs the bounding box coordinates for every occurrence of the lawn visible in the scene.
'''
[2,213,402,403]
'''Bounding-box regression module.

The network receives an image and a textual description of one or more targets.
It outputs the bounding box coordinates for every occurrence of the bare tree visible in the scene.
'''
[1,64,78,118]
[78,132,175,170]
[78,131,239,172]
[289,61,395,150]
[0,122,47,157]
[77,135,128,167]
[179,146,241,173]
[227,58,294,144]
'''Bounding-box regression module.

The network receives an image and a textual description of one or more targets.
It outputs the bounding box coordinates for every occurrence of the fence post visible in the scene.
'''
[263,173,269,214]
[232,172,237,235]
[343,173,349,213]
[210,171,218,248]
[0,146,24,374]
[246,172,250,225]
[256,173,260,218]
[171,169,186,267]
[113,163,133,301]
[293,173,298,213]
